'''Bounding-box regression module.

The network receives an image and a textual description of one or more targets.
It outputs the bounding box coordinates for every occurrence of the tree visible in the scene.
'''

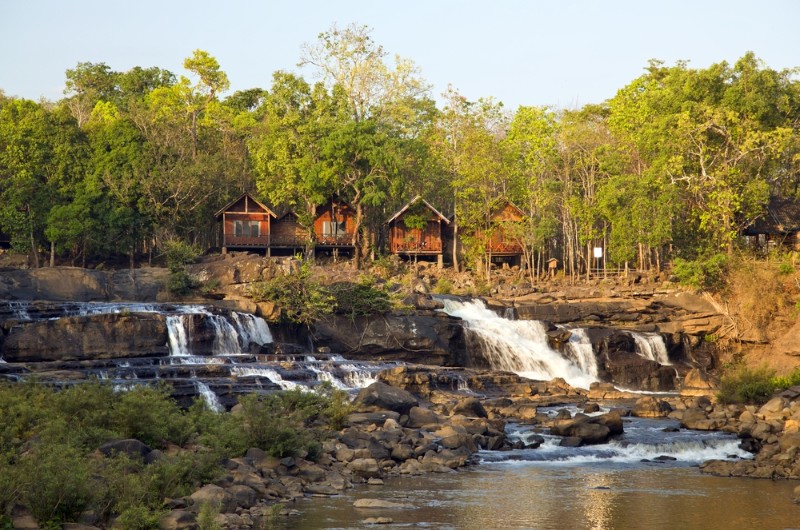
[299,23,433,267]
[0,99,87,266]
[505,106,561,280]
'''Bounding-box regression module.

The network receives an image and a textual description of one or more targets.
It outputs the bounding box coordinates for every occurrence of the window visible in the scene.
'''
[234,220,260,237]
[322,221,345,237]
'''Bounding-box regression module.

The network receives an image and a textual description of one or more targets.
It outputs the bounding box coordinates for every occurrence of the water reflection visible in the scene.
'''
[287,466,800,529]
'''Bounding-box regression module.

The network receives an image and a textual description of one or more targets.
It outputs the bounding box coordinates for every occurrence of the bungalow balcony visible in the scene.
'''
[270,235,307,247]
[224,235,270,247]
[487,241,523,255]
[391,240,443,253]
[314,233,355,246]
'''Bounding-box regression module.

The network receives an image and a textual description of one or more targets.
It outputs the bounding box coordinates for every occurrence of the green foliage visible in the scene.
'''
[17,443,93,527]
[0,381,352,526]
[771,368,800,392]
[432,277,454,295]
[778,262,795,275]
[163,239,201,272]
[672,254,729,290]
[248,261,334,325]
[716,365,778,405]
[167,269,197,295]
[236,385,351,458]
[328,277,392,319]
[197,501,223,530]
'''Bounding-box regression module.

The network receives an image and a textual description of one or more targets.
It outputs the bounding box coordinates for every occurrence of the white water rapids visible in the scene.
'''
[440,299,599,389]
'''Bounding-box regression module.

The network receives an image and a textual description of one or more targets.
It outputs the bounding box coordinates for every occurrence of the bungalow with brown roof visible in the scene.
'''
[214,192,276,254]
[743,197,800,251]
[386,195,449,268]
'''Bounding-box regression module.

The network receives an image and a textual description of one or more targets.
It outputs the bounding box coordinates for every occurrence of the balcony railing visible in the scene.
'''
[487,241,523,254]
[314,233,355,246]
[225,235,270,247]
[392,240,442,253]
[270,235,307,247]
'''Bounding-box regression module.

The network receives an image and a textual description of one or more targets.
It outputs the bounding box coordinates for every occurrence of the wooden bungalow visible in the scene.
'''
[386,196,450,267]
[484,200,525,264]
[743,197,800,251]
[215,192,276,254]
[270,210,307,254]
[313,198,356,250]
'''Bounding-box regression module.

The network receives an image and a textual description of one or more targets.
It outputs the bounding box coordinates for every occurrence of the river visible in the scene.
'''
[280,406,800,529]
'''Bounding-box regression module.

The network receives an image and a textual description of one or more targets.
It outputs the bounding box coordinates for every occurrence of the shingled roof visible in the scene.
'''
[743,197,800,235]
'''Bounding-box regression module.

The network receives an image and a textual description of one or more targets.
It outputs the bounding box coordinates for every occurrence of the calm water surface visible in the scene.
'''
[281,411,800,529]
[285,465,800,530]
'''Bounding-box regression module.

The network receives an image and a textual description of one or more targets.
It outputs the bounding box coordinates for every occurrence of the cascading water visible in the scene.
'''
[440,299,598,389]
[166,315,192,356]
[231,312,273,347]
[629,331,671,365]
[562,327,598,379]
[195,380,223,412]
[230,366,303,391]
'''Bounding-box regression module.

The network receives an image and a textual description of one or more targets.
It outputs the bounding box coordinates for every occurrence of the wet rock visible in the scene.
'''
[363,517,395,524]
[355,382,419,415]
[583,403,600,413]
[451,397,488,418]
[632,397,673,418]
[353,499,414,509]
[2,313,168,362]
[349,458,381,478]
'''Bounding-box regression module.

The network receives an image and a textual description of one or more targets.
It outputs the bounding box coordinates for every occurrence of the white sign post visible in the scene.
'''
[593,247,603,276]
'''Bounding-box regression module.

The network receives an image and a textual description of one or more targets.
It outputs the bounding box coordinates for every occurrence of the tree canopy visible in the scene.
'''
[1,33,798,276]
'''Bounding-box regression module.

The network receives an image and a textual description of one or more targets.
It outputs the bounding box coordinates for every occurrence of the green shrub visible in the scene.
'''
[432,278,454,295]
[772,367,800,391]
[673,253,729,291]
[329,277,392,319]
[717,365,777,405]
[162,239,201,272]
[778,262,795,275]
[248,261,334,325]
[110,384,193,448]
[18,443,93,526]
[197,501,223,530]
[167,269,197,295]
[115,505,165,530]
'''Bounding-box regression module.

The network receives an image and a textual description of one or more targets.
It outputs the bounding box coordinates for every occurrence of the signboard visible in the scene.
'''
[593,247,603,258]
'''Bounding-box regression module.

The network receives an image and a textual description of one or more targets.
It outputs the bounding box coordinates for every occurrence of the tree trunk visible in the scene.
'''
[49,241,55,268]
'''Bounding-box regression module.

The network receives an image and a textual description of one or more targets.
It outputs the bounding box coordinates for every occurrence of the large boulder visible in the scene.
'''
[631,397,673,418]
[354,382,419,415]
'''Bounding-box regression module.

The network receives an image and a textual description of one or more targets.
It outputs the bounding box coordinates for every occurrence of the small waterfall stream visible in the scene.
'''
[629,331,671,365]
[440,299,598,389]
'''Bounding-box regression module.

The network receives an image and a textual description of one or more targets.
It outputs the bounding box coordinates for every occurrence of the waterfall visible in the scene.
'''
[206,314,242,354]
[195,381,223,412]
[308,365,350,390]
[629,331,671,365]
[8,301,32,320]
[563,328,598,379]
[162,307,273,356]
[230,366,304,391]
[339,364,379,388]
[166,315,192,356]
[231,312,274,347]
[439,299,598,389]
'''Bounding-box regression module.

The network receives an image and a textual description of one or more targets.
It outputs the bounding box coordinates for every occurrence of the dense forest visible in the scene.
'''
[1,24,799,276]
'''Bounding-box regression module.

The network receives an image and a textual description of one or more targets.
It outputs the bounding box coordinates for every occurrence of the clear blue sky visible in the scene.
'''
[2,0,798,110]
